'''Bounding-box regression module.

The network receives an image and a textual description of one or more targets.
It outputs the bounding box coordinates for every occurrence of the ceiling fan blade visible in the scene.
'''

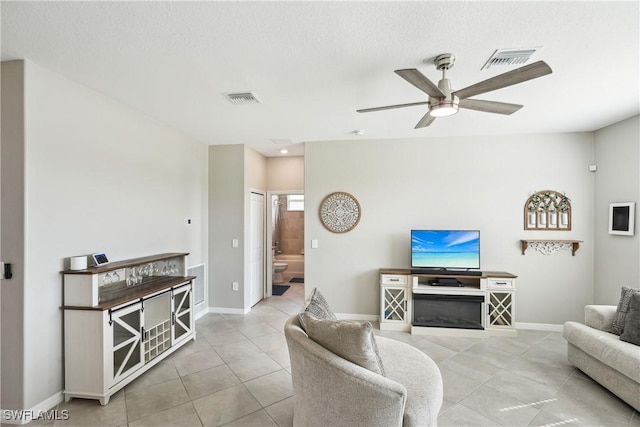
[395,69,446,98]
[357,101,429,113]
[453,61,552,100]
[459,99,523,115]
[414,112,436,128]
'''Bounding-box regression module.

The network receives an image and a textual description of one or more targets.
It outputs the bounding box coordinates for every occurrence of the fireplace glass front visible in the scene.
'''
[413,293,484,330]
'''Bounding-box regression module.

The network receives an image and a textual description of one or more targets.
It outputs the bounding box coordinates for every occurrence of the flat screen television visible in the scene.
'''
[411,230,480,270]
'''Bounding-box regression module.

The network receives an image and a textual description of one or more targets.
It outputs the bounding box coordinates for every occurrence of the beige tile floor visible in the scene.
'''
[25,282,640,426]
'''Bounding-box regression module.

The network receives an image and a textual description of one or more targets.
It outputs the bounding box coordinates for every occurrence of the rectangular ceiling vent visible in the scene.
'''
[224,91,261,105]
[481,47,541,70]
[270,138,293,145]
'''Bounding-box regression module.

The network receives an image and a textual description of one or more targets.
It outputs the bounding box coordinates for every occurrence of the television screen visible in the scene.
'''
[411,230,480,269]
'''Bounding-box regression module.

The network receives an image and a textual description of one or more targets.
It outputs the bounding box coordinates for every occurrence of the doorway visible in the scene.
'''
[267,191,304,297]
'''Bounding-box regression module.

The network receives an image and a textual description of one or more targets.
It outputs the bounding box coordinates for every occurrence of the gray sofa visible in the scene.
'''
[563,305,640,411]
[285,315,443,427]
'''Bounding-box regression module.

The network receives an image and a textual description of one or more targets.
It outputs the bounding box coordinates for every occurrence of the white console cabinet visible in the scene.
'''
[379,269,517,337]
[380,273,411,331]
[63,253,195,405]
[486,278,515,330]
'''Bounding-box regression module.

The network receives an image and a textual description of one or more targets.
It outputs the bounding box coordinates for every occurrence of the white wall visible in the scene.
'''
[305,133,595,325]
[1,60,208,411]
[594,115,640,303]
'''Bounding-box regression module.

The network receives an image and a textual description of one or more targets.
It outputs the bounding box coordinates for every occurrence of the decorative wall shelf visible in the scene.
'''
[520,240,583,256]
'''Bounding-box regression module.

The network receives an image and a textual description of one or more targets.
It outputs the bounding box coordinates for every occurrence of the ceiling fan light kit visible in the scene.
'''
[357,52,552,128]
[429,100,458,117]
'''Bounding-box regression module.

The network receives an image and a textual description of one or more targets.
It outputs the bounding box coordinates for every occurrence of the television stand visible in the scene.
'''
[380,268,517,337]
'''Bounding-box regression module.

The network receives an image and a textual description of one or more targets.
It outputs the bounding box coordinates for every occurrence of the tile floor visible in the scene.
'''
[27,282,640,426]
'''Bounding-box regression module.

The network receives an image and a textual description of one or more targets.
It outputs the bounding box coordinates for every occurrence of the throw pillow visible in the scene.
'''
[298,287,337,330]
[300,313,386,376]
[611,286,640,335]
[620,292,640,346]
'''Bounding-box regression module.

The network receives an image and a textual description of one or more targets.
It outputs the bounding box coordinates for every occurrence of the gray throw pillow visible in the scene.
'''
[611,286,640,335]
[298,287,337,330]
[300,313,386,376]
[620,292,640,346]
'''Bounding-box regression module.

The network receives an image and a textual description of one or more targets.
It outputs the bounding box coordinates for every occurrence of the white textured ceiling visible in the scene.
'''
[2,1,639,157]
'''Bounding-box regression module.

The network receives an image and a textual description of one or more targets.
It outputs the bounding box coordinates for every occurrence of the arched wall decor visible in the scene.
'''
[524,190,572,230]
[319,192,361,233]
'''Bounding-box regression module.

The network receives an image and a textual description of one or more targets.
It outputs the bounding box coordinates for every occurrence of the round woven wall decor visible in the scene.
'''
[319,192,361,233]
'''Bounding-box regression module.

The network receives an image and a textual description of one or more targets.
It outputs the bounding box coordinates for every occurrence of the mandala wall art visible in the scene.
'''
[319,192,361,233]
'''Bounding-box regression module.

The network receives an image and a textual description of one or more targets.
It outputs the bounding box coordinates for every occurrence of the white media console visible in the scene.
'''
[380,268,517,337]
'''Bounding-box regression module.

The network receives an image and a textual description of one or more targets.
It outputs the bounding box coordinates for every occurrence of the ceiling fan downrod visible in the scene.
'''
[431,54,459,117]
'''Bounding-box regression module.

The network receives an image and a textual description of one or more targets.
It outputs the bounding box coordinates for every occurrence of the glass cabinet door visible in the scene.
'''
[110,303,143,386]
[382,287,408,323]
[488,291,514,327]
[172,283,193,344]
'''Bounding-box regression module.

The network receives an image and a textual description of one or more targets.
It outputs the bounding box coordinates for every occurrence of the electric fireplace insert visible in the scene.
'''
[413,293,484,330]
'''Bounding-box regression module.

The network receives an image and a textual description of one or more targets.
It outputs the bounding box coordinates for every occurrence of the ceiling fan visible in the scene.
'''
[357,53,552,128]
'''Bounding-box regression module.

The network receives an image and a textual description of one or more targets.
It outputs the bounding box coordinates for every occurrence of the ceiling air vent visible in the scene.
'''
[269,138,293,145]
[481,47,541,70]
[224,91,261,104]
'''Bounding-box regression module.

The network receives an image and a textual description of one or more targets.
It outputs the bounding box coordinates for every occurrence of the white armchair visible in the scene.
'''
[285,315,443,427]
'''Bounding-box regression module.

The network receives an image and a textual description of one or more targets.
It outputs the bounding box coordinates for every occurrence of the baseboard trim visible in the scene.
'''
[194,302,209,320]
[209,306,251,315]
[515,322,564,332]
[1,391,64,424]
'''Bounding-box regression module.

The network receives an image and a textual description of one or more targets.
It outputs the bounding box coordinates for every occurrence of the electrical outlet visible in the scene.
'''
[232,239,239,248]
[232,282,239,291]
[184,217,192,226]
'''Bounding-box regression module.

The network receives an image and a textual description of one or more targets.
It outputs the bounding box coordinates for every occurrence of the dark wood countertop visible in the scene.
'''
[379,268,517,278]
[63,275,195,311]
[62,252,189,275]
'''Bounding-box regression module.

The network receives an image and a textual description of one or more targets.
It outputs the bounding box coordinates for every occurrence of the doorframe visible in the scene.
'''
[248,189,266,308]
[266,190,304,297]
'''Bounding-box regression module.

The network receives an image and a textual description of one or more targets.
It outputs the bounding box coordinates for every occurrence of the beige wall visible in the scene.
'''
[1,60,208,411]
[1,60,26,411]
[208,145,268,311]
[594,115,640,303]
[246,146,267,191]
[266,156,304,191]
[209,145,246,310]
[305,133,595,324]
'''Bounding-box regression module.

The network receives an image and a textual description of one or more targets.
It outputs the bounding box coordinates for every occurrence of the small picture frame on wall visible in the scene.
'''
[608,202,635,236]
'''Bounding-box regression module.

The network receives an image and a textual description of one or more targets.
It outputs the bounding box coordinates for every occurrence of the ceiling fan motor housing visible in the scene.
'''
[430,77,459,117]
